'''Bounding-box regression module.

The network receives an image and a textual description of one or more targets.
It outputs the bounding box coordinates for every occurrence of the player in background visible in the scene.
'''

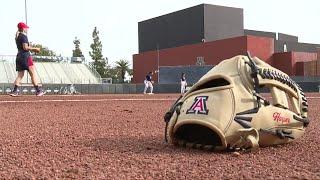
[10,22,45,97]
[180,73,187,94]
[143,71,154,94]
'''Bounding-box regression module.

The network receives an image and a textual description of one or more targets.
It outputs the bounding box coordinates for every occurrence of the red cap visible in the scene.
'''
[17,22,29,29]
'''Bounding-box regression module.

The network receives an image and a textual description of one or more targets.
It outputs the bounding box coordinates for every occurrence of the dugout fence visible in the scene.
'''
[0,80,320,95]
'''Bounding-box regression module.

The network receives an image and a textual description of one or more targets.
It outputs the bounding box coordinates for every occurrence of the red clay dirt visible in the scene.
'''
[0,94,319,179]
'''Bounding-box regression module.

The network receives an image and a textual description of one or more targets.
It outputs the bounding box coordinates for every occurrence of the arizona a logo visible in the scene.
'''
[186,96,209,115]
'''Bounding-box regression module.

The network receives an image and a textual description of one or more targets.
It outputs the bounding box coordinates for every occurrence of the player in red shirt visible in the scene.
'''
[10,22,45,96]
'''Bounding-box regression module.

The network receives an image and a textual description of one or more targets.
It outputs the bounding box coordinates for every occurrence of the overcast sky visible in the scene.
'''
[0,0,319,66]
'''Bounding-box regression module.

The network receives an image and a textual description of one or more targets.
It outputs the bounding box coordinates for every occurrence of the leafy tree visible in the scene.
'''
[89,27,106,77]
[31,43,56,56]
[104,64,116,79]
[115,59,130,83]
[126,68,133,83]
[127,68,133,76]
[72,37,84,57]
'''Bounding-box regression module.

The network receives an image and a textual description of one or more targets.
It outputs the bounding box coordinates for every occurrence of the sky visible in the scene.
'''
[0,0,319,66]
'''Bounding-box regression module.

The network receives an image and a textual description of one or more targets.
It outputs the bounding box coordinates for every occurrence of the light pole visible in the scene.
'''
[157,43,160,83]
[25,0,28,24]
[25,0,29,84]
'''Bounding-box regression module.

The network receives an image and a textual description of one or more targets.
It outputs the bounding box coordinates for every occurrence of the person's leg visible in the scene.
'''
[181,82,186,94]
[28,65,38,87]
[143,80,148,94]
[27,56,39,87]
[14,71,25,86]
[10,71,25,96]
[149,82,153,94]
[28,64,45,96]
[181,84,184,94]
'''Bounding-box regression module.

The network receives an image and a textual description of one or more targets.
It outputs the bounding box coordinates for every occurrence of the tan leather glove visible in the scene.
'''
[164,53,309,151]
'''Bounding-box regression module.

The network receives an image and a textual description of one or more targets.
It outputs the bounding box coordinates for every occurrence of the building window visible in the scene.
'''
[284,43,287,52]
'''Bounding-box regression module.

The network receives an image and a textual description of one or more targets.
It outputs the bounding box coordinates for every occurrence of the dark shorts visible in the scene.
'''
[16,53,33,71]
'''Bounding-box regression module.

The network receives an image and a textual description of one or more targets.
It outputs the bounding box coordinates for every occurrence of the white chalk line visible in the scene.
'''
[266,96,320,99]
[0,98,177,104]
[302,97,320,99]
[0,96,319,104]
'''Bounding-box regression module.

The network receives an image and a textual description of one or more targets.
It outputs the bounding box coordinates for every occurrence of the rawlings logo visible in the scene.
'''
[273,112,290,124]
[187,96,209,115]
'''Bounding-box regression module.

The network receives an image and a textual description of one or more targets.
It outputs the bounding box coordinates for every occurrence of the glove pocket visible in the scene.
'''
[172,118,227,150]
[171,90,234,150]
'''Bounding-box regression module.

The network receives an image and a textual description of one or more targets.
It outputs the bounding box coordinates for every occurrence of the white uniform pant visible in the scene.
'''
[181,81,187,94]
[144,80,153,93]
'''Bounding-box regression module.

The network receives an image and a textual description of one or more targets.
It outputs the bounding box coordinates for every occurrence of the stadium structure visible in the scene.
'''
[0,55,175,94]
[133,4,320,89]
[0,55,103,94]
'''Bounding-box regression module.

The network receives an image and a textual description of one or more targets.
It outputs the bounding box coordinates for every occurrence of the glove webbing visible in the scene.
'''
[246,52,270,108]
[258,68,298,93]
[246,51,260,93]
[164,95,183,142]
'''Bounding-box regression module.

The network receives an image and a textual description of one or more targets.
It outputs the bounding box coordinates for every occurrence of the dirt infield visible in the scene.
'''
[0,93,319,179]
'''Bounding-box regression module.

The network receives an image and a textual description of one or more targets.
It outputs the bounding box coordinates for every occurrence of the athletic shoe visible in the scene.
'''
[9,91,19,97]
[36,89,46,97]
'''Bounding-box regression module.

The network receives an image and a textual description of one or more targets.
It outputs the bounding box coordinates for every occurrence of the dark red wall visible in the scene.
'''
[272,52,294,75]
[133,35,277,83]
[246,35,274,65]
[296,61,318,76]
[296,62,305,76]
[294,51,318,76]
[160,36,248,66]
[273,52,317,76]
[133,35,318,83]
[292,52,317,62]
[133,36,249,83]
[133,51,159,84]
[293,52,317,75]
[318,49,320,75]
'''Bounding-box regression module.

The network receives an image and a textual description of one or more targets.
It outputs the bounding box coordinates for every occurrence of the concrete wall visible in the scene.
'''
[275,41,320,53]
[203,4,243,42]
[138,4,204,53]
[278,33,298,42]
[138,4,244,53]
[244,29,276,39]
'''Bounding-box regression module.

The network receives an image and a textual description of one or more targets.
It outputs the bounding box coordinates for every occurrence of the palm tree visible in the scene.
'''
[115,59,130,83]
